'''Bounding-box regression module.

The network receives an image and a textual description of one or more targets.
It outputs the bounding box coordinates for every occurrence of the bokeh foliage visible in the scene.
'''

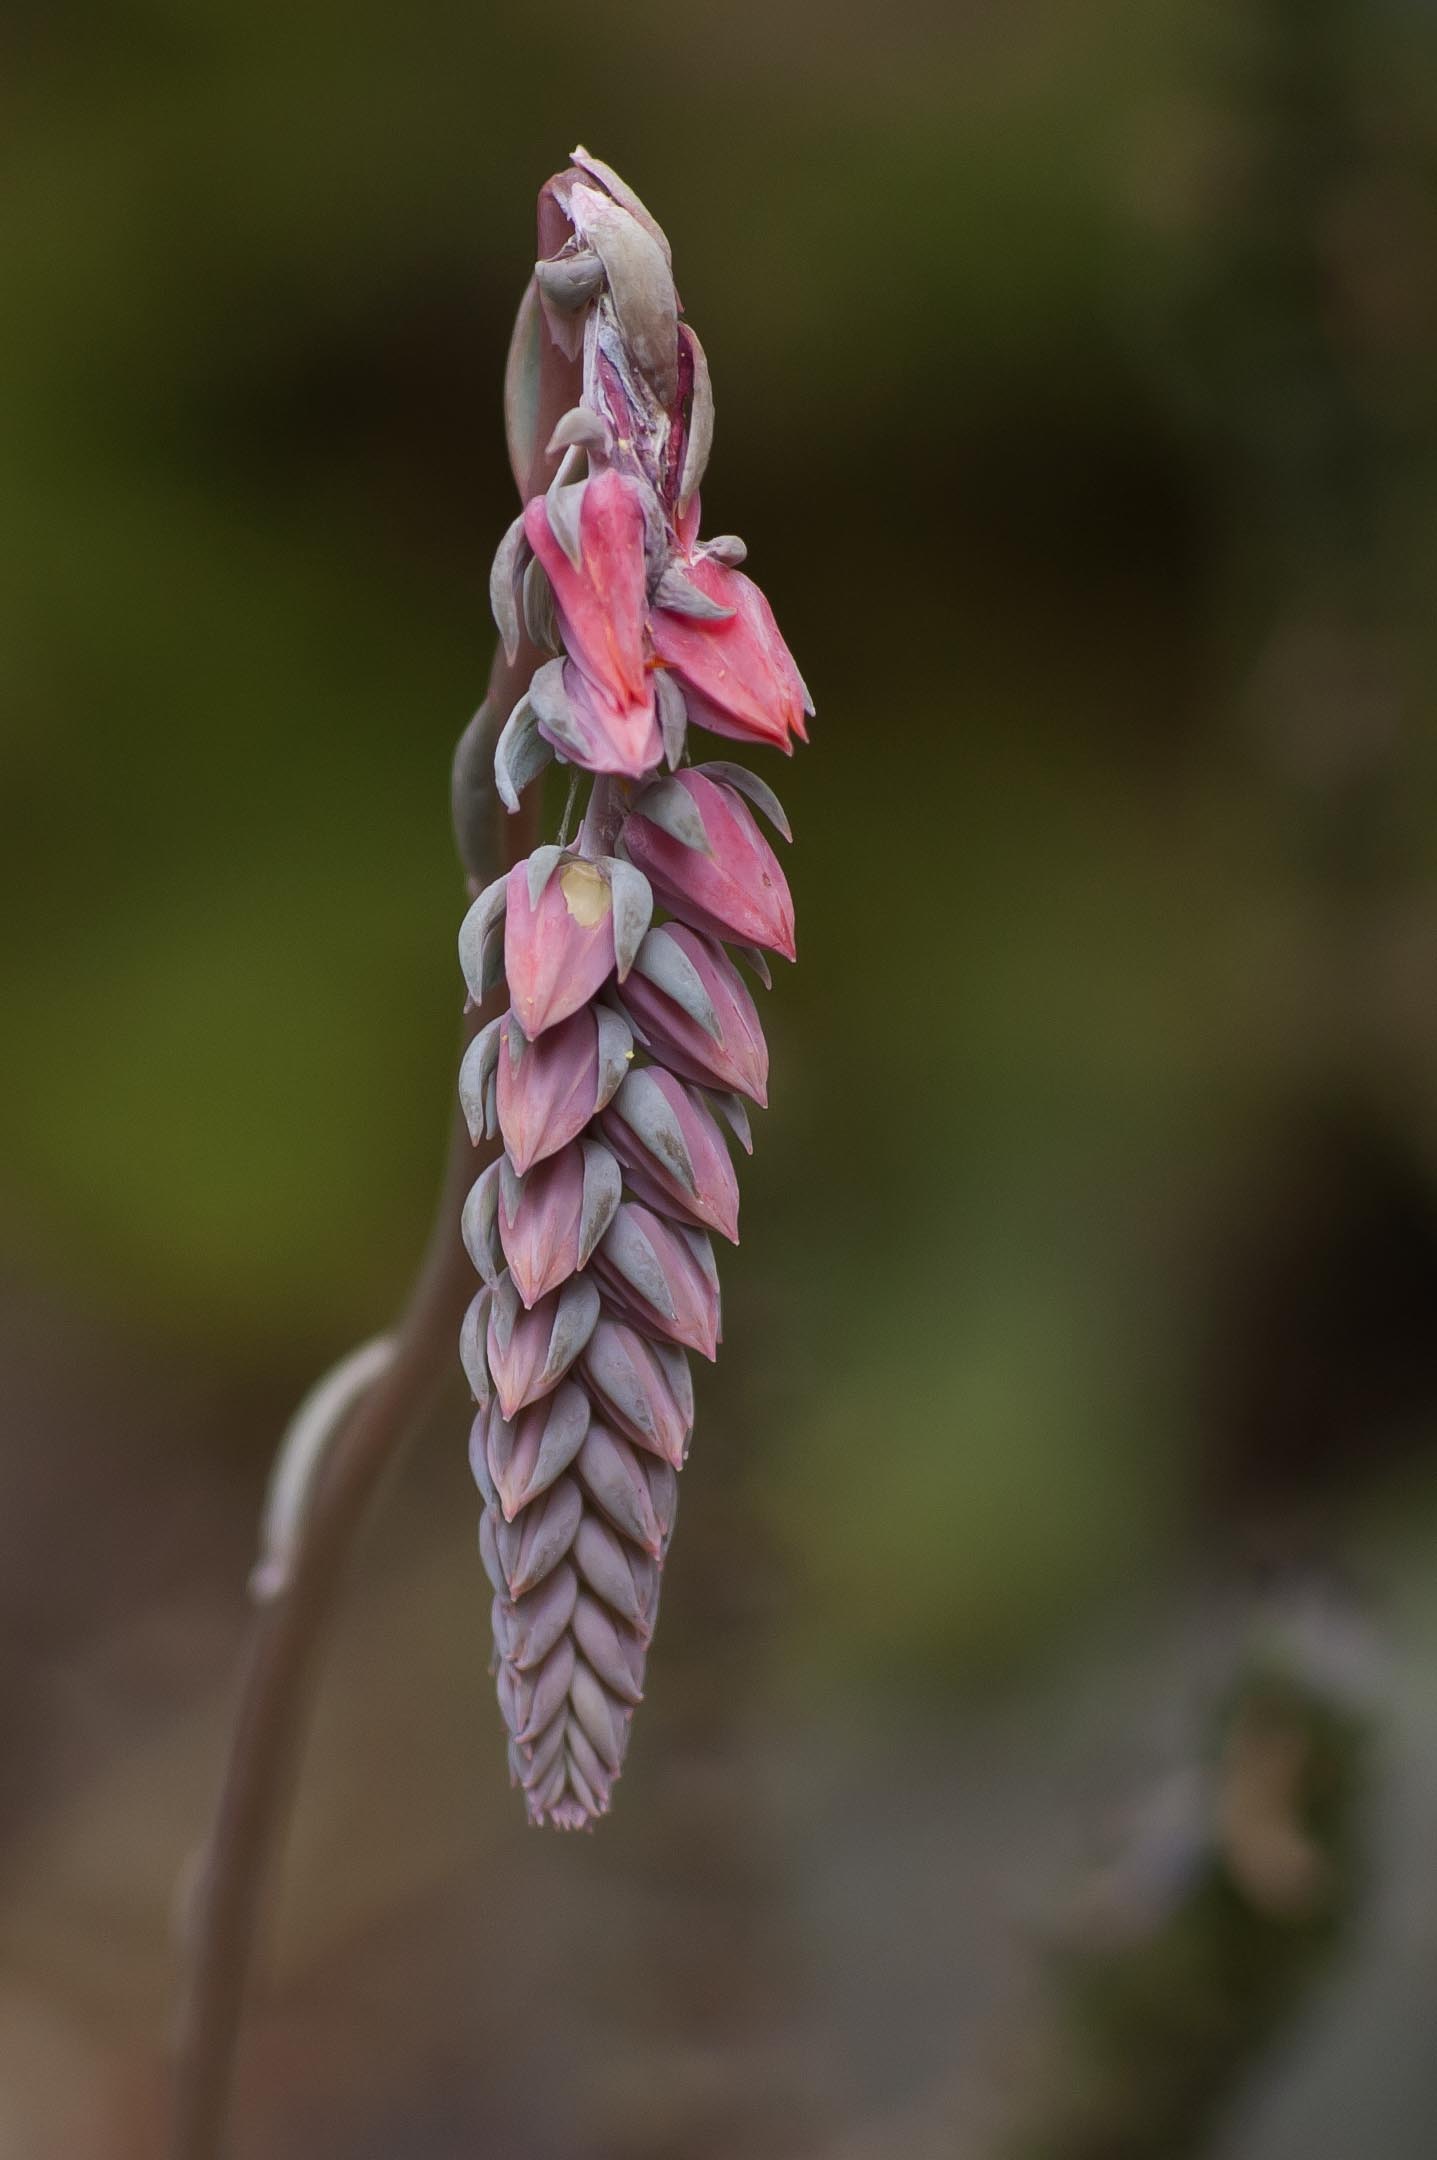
[4,0,1436,1701]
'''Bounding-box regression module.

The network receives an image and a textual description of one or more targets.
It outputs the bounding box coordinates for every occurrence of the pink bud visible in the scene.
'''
[575,1420,675,1555]
[485,1383,590,1520]
[492,1478,584,1604]
[544,661,662,780]
[581,1318,693,1468]
[524,468,657,764]
[498,1143,585,1306]
[648,553,808,752]
[501,1563,578,1671]
[573,1513,660,1633]
[504,854,616,1036]
[619,925,769,1105]
[496,1005,633,1175]
[499,1138,621,1307]
[594,1202,721,1359]
[486,1276,600,1422]
[600,1067,740,1243]
[621,771,795,959]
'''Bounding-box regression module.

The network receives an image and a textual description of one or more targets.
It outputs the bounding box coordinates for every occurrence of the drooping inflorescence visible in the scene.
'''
[457,149,811,1829]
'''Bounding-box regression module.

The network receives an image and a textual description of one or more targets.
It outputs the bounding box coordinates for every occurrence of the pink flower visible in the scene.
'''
[483,1384,591,1522]
[575,1421,677,1557]
[495,1005,633,1175]
[497,1144,585,1307]
[498,1139,621,1308]
[581,1318,694,1469]
[524,468,659,775]
[619,924,769,1105]
[649,554,808,752]
[504,855,617,1037]
[599,1067,740,1243]
[486,1274,600,1422]
[621,770,795,959]
[543,662,662,780]
[594,1202,721,1359]
[463,151,813,1831]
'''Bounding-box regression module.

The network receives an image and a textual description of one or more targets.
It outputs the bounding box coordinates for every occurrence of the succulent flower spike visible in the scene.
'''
[621,769,795,960]
[459,149,811,1828]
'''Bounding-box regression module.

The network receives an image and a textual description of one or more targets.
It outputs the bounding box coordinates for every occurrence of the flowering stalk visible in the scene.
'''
[460,148,812,1828]
[168,167,581,2157]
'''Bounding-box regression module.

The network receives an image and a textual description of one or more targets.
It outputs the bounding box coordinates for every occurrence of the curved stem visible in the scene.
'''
[170,819,536,2160]
[169,227,582,2159]
[166,1075,506,2159]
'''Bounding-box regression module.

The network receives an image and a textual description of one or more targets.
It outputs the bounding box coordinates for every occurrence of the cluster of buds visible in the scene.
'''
[458,149,810,1829]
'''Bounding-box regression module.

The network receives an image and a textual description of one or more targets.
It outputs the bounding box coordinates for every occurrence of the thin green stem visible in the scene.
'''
[556,764,583,847]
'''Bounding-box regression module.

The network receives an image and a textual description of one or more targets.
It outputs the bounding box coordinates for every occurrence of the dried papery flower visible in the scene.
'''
[459,147,811,1828]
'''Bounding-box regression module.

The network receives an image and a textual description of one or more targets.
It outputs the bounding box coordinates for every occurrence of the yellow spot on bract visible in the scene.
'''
[559,860,611,928]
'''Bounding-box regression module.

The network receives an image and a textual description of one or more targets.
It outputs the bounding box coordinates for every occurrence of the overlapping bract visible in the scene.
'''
[459,148,809,1828]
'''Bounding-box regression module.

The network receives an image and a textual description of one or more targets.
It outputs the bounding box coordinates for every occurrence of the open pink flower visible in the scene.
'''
[649,554,808,752]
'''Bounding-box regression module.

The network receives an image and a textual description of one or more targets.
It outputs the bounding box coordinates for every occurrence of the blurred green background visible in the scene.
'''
[5,0,1437,2154]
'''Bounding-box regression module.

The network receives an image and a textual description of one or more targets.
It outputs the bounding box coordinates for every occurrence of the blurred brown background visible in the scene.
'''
[4,0,1437,2153]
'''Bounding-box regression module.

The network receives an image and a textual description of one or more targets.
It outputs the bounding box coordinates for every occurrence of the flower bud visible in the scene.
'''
[523,468,656,769]
[574,1420,675,1554]
[572,1512,661,1633]
[569,182,679,402]
[486,1273,601,1421]
[484,1382,591,1520]
[532,656,662,780]
[649,553,809,752]
[503,1563,579,1671]
[492,1477,584,1604]
[504,851,616,1036]
[599,1066,740,1243]
[581,1318,693,1468]
[510,1633,577,1743]
[498,1139,621,1307]
[622,770,795,959]
[594,1203,721,1359]
[496,1004,634,1174]
[619,925,769,1105]
[572,1592,646,1704]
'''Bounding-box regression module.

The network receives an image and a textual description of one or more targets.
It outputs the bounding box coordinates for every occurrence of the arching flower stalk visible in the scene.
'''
[458,149,812,1828]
